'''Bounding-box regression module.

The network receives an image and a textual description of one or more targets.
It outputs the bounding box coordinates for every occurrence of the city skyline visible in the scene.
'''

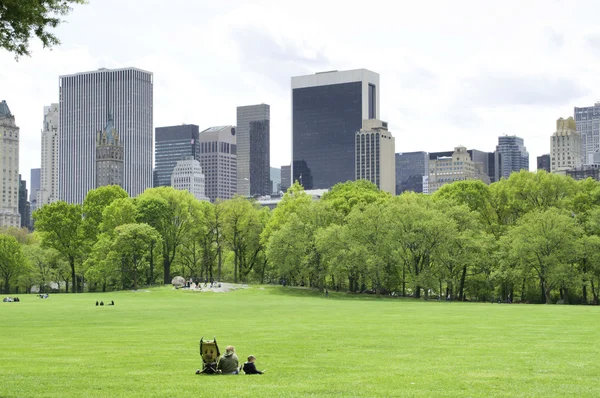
[4,1,599,195]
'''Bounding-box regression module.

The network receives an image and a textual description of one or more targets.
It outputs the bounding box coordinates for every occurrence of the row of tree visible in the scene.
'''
[2,171,600,304]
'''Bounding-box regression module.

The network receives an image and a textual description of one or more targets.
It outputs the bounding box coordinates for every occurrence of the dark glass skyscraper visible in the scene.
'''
[537,154,551,172]
[395,152,429,194]
[292,69,380,189]
[154,124,200,187]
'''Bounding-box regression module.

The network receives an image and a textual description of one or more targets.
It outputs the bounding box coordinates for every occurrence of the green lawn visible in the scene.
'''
[1,286,598,397]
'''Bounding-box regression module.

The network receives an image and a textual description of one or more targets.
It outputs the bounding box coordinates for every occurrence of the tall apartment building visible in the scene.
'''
[496,136,529,179]
[551,117,581,173]
[154,124,200,187]
[537,154,551,172]
[59,67,153,203]
[574,103,600,164]
[38,104,59,207]
[427,146,490,194]
[281,165,291,192]
[0,100,20,227]
[199,126,237,202]
[29,168,40,228]
[355,119,395,194]
[292,69,380,189]
[395,152,429,194]
[96,114,124,188]
[171,157,208,201]
[236,104,270,196]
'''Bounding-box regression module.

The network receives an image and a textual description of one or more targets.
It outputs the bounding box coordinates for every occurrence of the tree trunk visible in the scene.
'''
[402,264,406,297]
[591,279,599,305]
[458,266,467,301]
[543,281,552,304]
[234,249,238,283]
[69,257,76,294]
[3,278,9,294]
[582,283,588,304]
[540,280,546,304]
[563,287,570,304]
[149,241,154,286]
[163,256,171,285]
[415,285,421,299]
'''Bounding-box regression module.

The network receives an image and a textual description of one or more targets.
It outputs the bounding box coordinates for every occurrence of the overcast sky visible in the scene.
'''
[2,0,600,192]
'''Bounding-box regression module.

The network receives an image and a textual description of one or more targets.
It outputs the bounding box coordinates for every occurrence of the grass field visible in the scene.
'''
[1,286,599,397]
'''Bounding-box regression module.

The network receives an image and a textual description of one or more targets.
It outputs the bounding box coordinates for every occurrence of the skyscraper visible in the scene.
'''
[154,124,200,187]
[19,175,30,229]
[38,103,59,207]
[281,165,291,192]
[537,154,551,172]
[0,100,20,227]
[496,136,529,179]
[270,167,281,194]
[429,149,500,183]
[395,152,429,194]
[575,103,600,164]
[29,168,40,228]
[292,69,380,189]
[551,117,581,173]
[237,104,270,196]
[355,119,395,194]
[59,67,153,203]
[171,157,208,201]
[96,114,124,188]
[199,126,237,202]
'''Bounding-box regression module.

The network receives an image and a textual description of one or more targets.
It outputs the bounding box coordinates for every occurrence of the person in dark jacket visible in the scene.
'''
[243,355,263,374]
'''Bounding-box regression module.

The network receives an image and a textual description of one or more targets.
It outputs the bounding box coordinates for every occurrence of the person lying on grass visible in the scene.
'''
[242,355,265,374]
[217,346,239,374]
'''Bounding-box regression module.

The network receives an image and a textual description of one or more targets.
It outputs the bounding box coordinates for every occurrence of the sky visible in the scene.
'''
[2,0,600,193]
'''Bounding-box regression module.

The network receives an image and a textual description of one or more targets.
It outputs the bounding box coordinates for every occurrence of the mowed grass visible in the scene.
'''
[1,287,599,397]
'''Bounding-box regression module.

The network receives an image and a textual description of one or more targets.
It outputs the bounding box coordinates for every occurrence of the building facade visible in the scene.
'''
[537,154,551,172]
[96,115,124,188]
[550,117,581,173]
[199,126,237,202]
[59,67,153,203]
[355,119,395,194]
[38,103,59,207]
[496,135,529,179]
[281,165,291,192]
[429,149,499,183]
[0,100,20,227]
[395,152,428,194]
[292,69,380,189]
[566,165,600,181]
[29,168,40,228]
[427,146,490,194]
[574,103,600,164]
[270,167,281,194]
[154,124,200,187]
[171,157,208,201]
[236,104,270,196]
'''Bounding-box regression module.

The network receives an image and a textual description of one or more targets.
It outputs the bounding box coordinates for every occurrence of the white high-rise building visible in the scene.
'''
[551,117,582,173]
[0,100,21,227]
[354,119,395,194]
[171,157,208,201]
[58,67,153,203]
[199,126,237,202]
[38,104,59,207]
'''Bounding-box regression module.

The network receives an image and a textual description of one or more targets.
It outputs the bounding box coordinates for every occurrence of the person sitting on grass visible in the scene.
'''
[243,355,264,374]
[217,346,239,375]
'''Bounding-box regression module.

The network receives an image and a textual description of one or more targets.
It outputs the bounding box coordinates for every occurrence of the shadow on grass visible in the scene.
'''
[265,285,422,302]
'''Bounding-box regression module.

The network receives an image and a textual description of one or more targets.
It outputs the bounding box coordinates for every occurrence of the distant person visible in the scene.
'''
[217,346,239,375]
[100,301,104,306]
[446,293,451,301]
[109,301,114,306]
[14,297,19,302]
[243,356,264,374]
[325,290,329,298]
[96,301,99,306]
